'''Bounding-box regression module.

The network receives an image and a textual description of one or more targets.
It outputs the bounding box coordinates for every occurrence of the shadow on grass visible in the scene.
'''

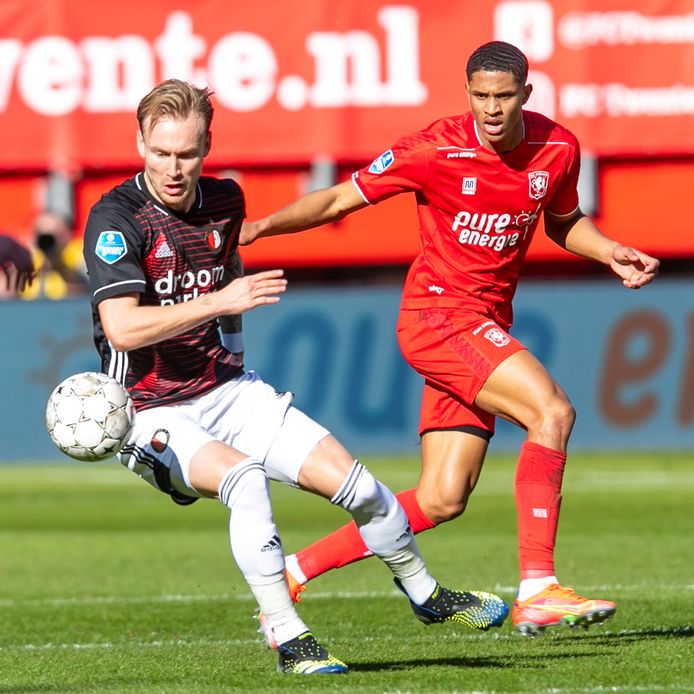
[350,649,608,673]
[580,624,694,643]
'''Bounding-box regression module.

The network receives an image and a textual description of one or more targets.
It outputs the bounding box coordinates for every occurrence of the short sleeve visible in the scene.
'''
[352,131,433,205]
[83,204,147,304]
[545,138,581,218]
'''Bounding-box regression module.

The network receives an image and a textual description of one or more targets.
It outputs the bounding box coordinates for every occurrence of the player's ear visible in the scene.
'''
[204,131,212,156]
[522,83,533,105]
[136,129,146,158]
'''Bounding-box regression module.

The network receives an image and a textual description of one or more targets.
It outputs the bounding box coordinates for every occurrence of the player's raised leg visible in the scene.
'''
[283,427,508,633]
[281,421,491,601]
[282,487,437,602]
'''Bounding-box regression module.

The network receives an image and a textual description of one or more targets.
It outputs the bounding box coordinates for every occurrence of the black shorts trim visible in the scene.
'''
[420,425,493,442]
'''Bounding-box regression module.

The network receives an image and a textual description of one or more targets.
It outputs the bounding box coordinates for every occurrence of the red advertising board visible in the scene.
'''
[1,0,693,171]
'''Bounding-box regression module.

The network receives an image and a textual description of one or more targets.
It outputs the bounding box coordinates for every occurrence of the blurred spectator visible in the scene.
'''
[20,211,88,300]
[0,233,35,299]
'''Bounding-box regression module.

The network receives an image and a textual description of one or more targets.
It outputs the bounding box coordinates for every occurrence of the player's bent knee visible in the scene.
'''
[523,393,575,441]
[331,462,404,522]
[218,457,270,510]
[536,399,576,440]
[331,462,383,516]
[331,461,411,556]
[421,497,466,524]
[189,441,251,496]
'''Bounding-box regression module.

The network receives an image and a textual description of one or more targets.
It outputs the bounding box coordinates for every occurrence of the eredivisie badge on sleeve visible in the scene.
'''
[95,230,127,264]
[368,150,394,174]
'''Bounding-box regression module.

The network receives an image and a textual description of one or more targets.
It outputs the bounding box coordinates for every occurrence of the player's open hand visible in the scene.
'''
[0,234,35,291]
[610,244,660,289]
[217,269,287,314]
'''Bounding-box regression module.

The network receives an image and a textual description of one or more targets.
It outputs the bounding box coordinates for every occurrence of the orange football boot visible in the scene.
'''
[513,583,616,635]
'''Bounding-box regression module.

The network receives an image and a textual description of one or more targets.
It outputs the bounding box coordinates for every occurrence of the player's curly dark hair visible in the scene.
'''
[466,41,528,85]
[137,79,214,135]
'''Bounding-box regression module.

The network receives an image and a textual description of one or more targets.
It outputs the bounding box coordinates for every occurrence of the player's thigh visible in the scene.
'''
[294,433,356,499]
[120,405,216,499]
[419,429,489,508]
[188,440,251,497]
[198,372,293,458]
[397,308,525,410]
[475,349,571,428]
[262,405,345,495]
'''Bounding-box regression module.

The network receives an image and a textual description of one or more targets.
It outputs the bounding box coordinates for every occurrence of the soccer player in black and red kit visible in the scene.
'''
[82,79,508,675]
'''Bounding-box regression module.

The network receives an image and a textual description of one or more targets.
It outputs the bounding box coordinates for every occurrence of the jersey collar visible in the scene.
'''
[470,113,526,152]
[135,173,203,217]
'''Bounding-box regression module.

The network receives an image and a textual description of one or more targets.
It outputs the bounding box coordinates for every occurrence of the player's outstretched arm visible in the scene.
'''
[98,270,287,352]
[544,211,659,288]
[240,180,367,246]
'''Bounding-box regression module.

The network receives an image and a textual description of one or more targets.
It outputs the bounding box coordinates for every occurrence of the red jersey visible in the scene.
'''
[352,110,580,330]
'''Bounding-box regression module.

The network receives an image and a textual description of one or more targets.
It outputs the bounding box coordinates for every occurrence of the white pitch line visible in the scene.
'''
[0,583,694,607]
[1,584,692,609]
[0,637,248,654]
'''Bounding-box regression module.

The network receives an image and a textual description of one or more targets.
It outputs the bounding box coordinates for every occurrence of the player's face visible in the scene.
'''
[137,114,211,213]
[466,70,532,153]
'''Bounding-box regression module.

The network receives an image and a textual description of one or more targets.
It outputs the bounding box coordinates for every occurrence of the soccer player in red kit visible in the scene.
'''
[241,41,660,635]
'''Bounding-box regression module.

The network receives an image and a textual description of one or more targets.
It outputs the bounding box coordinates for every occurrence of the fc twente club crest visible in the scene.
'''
[528,171,549,200]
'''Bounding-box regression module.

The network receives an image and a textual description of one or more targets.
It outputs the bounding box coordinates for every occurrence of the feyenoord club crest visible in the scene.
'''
[150,428,170,453]
[207,228,222,250]
[528,171,549,200]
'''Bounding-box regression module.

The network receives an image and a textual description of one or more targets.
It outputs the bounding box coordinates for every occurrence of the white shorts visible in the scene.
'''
[118,371,330,501]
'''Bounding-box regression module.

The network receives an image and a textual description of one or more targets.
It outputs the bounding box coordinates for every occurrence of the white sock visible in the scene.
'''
[331,461,436,605]
[218,459,307,643]
[517,575,558,601]
[380,543,437,605]
[246,574,307,645]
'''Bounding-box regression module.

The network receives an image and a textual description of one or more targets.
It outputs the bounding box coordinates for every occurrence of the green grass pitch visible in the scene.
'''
[0,452,692,693]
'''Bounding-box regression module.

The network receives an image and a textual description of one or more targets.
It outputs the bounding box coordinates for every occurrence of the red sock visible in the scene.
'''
[297,487,437,582]
[515,441,566,579]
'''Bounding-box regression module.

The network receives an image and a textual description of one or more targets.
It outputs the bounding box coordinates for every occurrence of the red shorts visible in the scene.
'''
[397,308,526,436]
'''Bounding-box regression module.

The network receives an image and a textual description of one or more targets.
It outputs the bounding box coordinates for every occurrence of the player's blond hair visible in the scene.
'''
[136,79,214,135]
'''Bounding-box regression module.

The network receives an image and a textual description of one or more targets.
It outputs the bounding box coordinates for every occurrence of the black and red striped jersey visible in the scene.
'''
[83,173,245,410]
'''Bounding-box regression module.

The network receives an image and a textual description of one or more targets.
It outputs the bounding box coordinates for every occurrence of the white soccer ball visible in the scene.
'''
[46,371,134,462]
